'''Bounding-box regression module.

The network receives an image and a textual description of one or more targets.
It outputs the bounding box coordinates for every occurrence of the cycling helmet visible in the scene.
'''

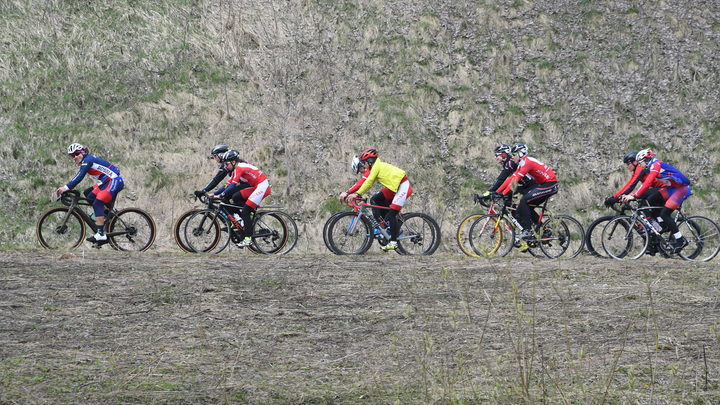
[511,143,528,158]
[67,143,88,156]
[635,148,654,162]
[359,148,378,162]
[351,156,363,174]
[494,144,512,156]
[221,149,240,162]
[623,151,639,164]
[211,144,229,157]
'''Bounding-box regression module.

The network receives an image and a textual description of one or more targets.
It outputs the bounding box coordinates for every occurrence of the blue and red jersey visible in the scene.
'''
[631,158,690,198]
[66,154,121,189]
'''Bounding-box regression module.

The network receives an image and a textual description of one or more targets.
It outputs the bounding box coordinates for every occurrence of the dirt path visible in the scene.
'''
[1,250,718,403]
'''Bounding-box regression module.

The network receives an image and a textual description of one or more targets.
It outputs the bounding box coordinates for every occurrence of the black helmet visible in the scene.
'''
[494,144,512,156]
[221,150,240,162]
[211,144,229,158]
[623,151,638,164]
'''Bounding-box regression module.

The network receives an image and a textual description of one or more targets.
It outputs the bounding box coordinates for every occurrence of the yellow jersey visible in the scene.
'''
[356,158,406,195]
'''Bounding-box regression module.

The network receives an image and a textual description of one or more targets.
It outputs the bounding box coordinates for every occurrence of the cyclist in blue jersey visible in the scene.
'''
[620,149,692,253]
[55,143,124,244]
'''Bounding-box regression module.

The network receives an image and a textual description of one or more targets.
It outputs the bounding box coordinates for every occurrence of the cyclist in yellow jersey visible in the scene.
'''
[339,149,412,251]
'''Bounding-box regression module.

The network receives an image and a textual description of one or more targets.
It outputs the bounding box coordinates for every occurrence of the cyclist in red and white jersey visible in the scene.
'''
[496,143,558,240]
[211,150,271,247]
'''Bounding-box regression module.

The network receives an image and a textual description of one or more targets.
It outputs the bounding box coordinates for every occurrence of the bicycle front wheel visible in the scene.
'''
[107,208,156,252]
[326,212,373,255]
[36,207,86,250]
[456,214,484,257]
[184,209,223,253]
[173,209,201,253]
[397,213,441,255]
[252,211,298,255]
[584,215,615,257]
[678,216,720,262]
[469,214,513,257]
[602,216,648,260]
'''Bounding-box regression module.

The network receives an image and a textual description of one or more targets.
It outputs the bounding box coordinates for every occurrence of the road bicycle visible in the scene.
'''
[457,194,585,259]
[36,190,156,251]
[324,198,441,255]
[182,194,298,255]
[600,201,720,261]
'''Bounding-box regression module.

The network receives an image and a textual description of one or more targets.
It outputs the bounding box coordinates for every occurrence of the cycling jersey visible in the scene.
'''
[346,168,370,194]
[356,159,406,196]
[489,157,532,192]
[613,165,649,198]
[66,154,121,190]
[497,156,556,195]
[631,158,690,199]
[202,164,231,194]
[221,163,271,210]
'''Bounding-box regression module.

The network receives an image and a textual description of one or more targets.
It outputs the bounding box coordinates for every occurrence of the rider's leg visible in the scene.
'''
[381,180,412,250]
[237,180,271,245]
[521,182,559,235]
[660,186,692,251]
[88,178,123,242]
[370,191,390,223]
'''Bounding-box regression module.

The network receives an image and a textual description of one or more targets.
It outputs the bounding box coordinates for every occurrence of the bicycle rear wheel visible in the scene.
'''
[36,207,86,250]
[326,212,373,255]
[184,209,223,253]
[602,216,648,260]
[396,213,441,255]
[107,208,156,252]
[678,216,720,262]
[251,211,298,255]
[557,215,585,258]
[173,209,201,253]
[538,216,571,258]
[469,214,513,257]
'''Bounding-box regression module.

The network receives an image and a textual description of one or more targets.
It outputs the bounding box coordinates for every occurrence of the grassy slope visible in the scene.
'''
[0,0,718,249]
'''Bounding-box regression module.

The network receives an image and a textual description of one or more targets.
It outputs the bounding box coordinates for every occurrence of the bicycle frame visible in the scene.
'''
[194,195,283,239]
[58,190,125,238]
[344,199,413,242]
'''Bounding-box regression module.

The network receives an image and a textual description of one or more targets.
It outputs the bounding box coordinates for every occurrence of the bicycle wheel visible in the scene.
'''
[173,209,201,253]
[602,216,648,260]
[251,211,294,254]
[36,207,86,250]
[469,214,514,257]
[456,214,484,257]
[584,215,615,257]
[184,209,223,253]
[538,216,571,258]
[678,216,720,262]
[326,211,373,255]
[396,212,441,255]
[323,212,345,254]
[106,208,156,252]
[557,215,586,258]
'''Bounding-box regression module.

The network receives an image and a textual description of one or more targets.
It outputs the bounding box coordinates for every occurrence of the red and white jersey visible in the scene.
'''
[226,163,267,188]
[498,156,556,195]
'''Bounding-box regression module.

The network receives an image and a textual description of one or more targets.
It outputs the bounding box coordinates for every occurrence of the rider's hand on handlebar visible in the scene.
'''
[338,191,348,202]
[55,185,69,201]
[619,194,635,203]
[604,196,618,207]
[194,190,205,198]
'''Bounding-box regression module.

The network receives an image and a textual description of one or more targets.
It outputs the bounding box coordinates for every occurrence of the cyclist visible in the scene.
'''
[212,150,271,247]
[194,144,232,198]
[620,149,691,253]
[339,148,412,252]
[343,155,391,225]
[55,143,124,245]
[481,144,535,203]
[496,143,558,241]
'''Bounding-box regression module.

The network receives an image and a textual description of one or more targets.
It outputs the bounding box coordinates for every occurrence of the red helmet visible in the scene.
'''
[359,148,378,162]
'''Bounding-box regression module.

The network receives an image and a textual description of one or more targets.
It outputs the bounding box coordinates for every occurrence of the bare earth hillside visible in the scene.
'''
[0,250,718,403]
[0,0,718,249]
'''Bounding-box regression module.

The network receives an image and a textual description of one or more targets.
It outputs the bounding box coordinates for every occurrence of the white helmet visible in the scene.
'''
[67,143,88,155]
[512,143,528,158]
[635,148,654,162]
[351,156,362,173]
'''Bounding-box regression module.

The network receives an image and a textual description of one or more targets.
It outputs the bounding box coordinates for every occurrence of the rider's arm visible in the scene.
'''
[356,163,380,196]
[497,164,526,195]
[488,165,515,193]
[65,158,91,189]
[346,170,369,194]
[613,165,645,198]
[631,162,660,198]
[203,167,229,193]
[219,167,242,197]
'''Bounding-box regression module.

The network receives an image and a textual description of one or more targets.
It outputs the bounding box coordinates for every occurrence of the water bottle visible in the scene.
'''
[87,209,95,221]
[233,213,244,228]
[649,219,662,233]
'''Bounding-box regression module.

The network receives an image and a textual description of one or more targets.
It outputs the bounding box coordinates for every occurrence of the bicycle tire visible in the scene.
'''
[326,211,373,255]
[538,216,571,258]
[106,208,157,252]
[584,215,615,257]
[173,209,201,253]
[251,211,293,254]
[456,213,484,257]
[323,212,346,254]
[184,209,224,253]
[396,212,441,255]
[36,207,86,250]
[468,214,513,257]
[601,215,648,260]
[557,214,586,258]
[678,216,720,262]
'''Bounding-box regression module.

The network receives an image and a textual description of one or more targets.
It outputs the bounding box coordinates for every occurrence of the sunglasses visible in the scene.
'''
[69,151,83,157]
